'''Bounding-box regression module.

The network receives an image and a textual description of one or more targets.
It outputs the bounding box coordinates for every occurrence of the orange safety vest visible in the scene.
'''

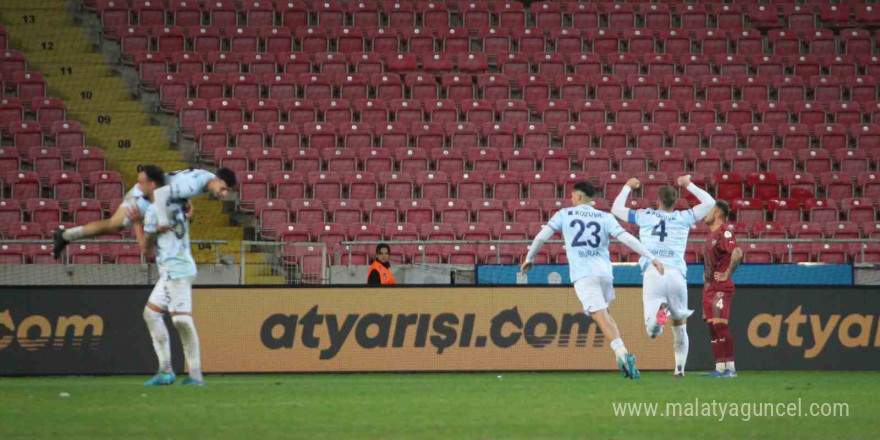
[368,261,396,285]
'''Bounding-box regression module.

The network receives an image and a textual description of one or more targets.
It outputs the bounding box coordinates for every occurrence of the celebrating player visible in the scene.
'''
[52,167,237,259]
[701,201,743,378]
[521,182,665,380]
[611,175,716,378]
[133,165,204,386]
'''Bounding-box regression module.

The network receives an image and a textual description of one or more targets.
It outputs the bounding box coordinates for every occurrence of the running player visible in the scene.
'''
[611,175,716,378]
[134,165,204,386]
[701,200,743,378]
[52,167,237,259]
[521,182,665,380]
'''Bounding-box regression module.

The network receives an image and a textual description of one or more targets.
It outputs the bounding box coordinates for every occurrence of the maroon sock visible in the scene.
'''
[714,323,733,363]
[707,323,724,362]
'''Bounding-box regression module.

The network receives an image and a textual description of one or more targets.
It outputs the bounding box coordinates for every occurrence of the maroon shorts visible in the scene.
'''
[702,285,735,321]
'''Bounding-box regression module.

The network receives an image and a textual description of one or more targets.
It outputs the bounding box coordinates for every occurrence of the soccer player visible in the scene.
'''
[610,175,716,378]
[521,182,665,380]
[701,200,743,378]
[134,166,204,386]
[52,167,237,259]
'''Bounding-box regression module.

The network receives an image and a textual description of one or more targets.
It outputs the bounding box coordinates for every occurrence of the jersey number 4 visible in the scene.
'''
[651,220,668,242]
[570,220,601,248]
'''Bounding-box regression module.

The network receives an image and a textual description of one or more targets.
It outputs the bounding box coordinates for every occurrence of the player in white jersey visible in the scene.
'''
[133,166,205,386]
[611,175,716,378]
[521,182,665,380]
[52,166,237,259]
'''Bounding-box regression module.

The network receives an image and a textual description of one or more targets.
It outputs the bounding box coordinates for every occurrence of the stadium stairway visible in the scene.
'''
[0,0,283,281]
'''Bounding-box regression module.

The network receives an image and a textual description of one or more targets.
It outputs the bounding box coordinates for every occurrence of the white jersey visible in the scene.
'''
[628,208,696,276]
[125,169,216,214]
[143,202,197,281]
[546,204,626,281]
[165,168,216,200]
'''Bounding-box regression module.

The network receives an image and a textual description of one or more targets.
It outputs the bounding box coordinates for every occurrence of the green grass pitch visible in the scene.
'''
[0,372,876,439]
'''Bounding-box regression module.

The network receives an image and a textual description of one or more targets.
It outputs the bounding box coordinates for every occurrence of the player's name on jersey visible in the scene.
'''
[643,210,683,221]
[649,249,677,258]
[577,248,601,258]
[567,209,604,218]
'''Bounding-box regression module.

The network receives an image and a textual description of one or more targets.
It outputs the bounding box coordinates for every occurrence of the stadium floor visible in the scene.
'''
[0,372,875,439]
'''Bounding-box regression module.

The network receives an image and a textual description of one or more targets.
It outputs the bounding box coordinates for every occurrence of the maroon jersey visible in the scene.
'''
[703,224,738,290]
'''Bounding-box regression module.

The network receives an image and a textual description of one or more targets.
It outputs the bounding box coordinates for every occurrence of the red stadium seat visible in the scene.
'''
[732,198,764,224]
[236,171,269,212]
[805,198,839,223]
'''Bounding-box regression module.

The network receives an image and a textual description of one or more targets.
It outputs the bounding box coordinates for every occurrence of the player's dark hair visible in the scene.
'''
[141,165,165,187]
[572,181,596,199]
[658,186,677,209]
[216,167,237,188]
[376,243,390,255]
[716,200,731,219]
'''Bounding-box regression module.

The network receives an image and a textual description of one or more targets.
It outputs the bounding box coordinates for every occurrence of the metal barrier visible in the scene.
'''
[0,239,227,285]
[340,238,880,265]
[239,241,327,285]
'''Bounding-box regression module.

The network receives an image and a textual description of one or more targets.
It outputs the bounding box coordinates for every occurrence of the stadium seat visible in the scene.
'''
[399,199,434,224]
[784,172,817,201]
[289,199,325,225]
[236,171,269,212]
[767,198,801,224]
[747,172,780,201]
[805,198,839,223]
[841,198,876,223]
[821,172,854,200]
[255,199,289,239]
[732,199,764,224]
[381,172,414,199]
[742,243,775,263]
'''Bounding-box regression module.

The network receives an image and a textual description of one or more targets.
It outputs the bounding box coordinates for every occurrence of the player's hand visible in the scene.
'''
[714,271,730,282]
[520,262,532,275]
[625,178,641,189]
[156,225,173,233]
[652,259,665,276]
[185,202,194,220]
[676,175,692,187]
[126,206,141,222]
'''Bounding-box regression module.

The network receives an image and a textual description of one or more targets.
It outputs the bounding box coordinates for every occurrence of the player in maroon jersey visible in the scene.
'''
[701,200,743,378]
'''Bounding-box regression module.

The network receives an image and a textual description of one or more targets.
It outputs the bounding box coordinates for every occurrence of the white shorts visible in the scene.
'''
[574,276,616,314]
[147,277,195,314]
[642,265,693,324]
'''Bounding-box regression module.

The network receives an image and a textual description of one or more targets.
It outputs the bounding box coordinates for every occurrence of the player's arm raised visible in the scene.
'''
[521,226,555,274]
[715,247,743,282]
[678,175,715,221]
[611,178,640,222]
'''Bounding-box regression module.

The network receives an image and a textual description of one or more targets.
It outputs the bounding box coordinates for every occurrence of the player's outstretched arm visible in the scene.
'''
[521,226,555,274]
[616,230,665,275]
[678,175,715,220]
[611,178,640,222]
[714,247,743,282]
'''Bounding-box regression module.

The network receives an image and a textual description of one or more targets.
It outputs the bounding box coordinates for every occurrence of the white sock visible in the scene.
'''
[610,337,628,361]
[725,361,735,372]
[62,226,85,241]
[645,317,659,338]
[672,324,688,374]
[172,315,203,381]
[716,362,725,373]
[143,308,172,373]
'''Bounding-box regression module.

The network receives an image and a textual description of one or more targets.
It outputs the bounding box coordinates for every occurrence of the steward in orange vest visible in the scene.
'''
[367,243,396,285]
